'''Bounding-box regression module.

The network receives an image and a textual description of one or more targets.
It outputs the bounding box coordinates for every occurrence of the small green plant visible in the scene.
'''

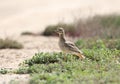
[15,66,29,74]
[0,38,23,49]
[0,68,8,74]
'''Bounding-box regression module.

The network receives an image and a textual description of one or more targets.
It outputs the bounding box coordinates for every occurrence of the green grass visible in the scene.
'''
[75,39,120,50]
[16,39,120,84]
[0,38,23,49]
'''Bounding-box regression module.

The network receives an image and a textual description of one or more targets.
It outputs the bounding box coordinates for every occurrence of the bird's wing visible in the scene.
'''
[65,41,83,54]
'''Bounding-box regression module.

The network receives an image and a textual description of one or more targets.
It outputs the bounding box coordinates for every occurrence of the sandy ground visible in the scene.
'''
[0,0,120,84]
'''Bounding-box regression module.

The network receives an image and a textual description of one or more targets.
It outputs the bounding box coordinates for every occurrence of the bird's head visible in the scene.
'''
[55,27,65,35]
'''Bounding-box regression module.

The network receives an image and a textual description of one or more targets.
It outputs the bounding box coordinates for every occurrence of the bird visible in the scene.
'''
[55,27,85,59]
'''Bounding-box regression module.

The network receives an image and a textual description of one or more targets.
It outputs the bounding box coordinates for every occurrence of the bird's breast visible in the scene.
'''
[59,41,66,51]
[59,40,70,53]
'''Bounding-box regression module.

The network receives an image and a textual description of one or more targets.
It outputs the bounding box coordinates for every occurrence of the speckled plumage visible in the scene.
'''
[56,28,85,59]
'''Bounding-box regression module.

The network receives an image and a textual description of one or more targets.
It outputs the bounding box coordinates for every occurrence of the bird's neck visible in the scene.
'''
[59,33,65,42]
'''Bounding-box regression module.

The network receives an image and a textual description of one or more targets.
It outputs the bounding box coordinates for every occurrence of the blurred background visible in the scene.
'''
[0,0,120,38]
[0,1,120,83]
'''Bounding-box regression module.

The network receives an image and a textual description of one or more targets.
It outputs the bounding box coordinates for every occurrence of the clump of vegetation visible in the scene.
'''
[21,31,40,36]
[24,52,75,66]
[21,31,35,35]
[16,52,76,74]
[76,14,120,38]
[15,66,29,74]
[0,68,8,74]
[43,14,120,38]
[0,38,23,49]
[42,23,78,37]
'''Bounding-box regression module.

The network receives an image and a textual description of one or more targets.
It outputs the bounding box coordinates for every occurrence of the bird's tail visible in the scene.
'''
[75,53,85,59]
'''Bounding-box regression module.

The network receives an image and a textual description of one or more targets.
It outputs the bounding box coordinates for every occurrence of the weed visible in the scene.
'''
[0,68,8,74]
[15,66,29,74]
[0,38,23,49]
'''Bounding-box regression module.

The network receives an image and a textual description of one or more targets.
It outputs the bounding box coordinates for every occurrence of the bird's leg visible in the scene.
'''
[70,54,73,61]
[64,53,67,61]
[62,51,67,61]
[74,53,85,60]
[63,52,67,61]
